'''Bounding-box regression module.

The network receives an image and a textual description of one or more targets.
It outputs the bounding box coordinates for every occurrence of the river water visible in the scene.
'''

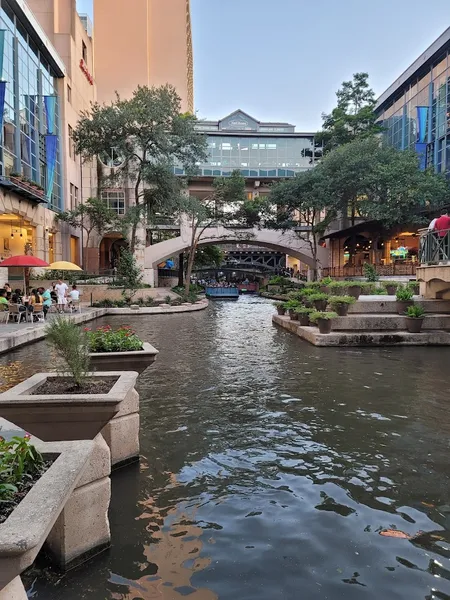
[4,296,450,599]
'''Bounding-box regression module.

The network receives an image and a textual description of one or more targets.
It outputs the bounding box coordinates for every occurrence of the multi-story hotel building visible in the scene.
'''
[94,0,194,112]
[0,0,96,282]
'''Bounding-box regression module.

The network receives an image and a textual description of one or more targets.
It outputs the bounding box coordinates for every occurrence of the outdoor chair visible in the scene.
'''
[8,304,26,323]
[0,304,9,324]
[28,303,45,323]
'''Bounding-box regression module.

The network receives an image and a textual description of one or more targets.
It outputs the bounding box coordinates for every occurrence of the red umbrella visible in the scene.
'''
[0,256,49,268]
[0,255,50,293]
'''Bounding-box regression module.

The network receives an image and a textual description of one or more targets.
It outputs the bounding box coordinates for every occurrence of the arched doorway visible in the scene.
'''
[99,234,128,273]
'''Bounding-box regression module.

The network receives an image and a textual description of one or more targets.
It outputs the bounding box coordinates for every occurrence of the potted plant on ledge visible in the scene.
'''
[328,295,356,316]
[309,292,329,311]
[294,306,314,326]
[283,299,301,320]
[396,286,414,314]
[346,282,362,299]
[382,281,400,295]
[405,304,425,333]
[274,301,286,316]
[309,311,338,334]
[87,324,158,374]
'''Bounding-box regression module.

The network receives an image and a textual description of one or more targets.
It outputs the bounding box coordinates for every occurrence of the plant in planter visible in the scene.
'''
[86,324,158,373]
[372,287,387,295]
[382,281,401,295]
[309,311,338,334]
[405,304,425,333]
[283,299,301,319]
[274,301,286,316]
[363,263,379,282]
[346,282,362,299]
[309,292,329,311]
[328,280,348,295]
[395,286,414,314]
[294,306,314,326]
[407,281,420,295]
[328,295,356,316]
[0,435,44,524]
[319,276,333,294]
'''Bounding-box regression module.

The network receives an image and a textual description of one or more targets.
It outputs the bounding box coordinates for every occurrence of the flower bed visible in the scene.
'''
[0,434,49,524]
[87,325,144,353]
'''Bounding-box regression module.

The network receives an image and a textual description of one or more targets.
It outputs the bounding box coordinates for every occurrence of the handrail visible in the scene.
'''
[419,228,450,264]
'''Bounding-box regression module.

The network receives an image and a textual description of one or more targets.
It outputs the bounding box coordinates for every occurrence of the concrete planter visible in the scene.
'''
[298,314,310,326]
[405,317,424,333]
[89,342,158,374]
[0,434,93,594]
[396,300,414,314]
[276,307,286,316]
[385,284,398,295]
[288,309,298,320]
[0,371,138,442]
[317,318,333,334]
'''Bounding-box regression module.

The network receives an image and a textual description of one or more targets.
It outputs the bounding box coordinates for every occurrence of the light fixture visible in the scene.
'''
[10,220,13,238]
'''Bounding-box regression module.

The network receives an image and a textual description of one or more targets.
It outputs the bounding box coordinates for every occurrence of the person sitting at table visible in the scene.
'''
[11,289,23,304]
[0,289,8,308]
[27,288,43,321]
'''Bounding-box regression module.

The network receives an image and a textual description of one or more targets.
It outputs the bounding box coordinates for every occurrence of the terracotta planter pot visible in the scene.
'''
[317,318,333,334]
[276,307,286,316]
[303,300,313,308]
[385,284,397,295]
[405,317,424,333]
[313,299,328,311]
[288,309,298,320]
[346,285,361,299]
[298,314,310,326]
[396,300,413,314]
[334,303,349,316]
[89,342,158,374]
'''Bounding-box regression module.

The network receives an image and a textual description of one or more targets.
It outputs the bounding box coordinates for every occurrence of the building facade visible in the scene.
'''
[375,26,450,177]
[94,0,194,112]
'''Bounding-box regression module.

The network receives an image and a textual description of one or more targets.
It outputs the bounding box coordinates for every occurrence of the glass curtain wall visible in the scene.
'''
[0,0,62,209]
[378,50,450,177]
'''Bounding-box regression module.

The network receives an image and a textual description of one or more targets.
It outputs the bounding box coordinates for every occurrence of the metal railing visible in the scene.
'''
[322,263,417,278]
[419,228,450,265]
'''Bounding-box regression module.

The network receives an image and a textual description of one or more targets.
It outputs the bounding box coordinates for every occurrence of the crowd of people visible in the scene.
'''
[0,279,81,322]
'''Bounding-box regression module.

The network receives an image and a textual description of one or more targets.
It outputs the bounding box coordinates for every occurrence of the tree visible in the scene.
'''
[320,137,450,227]
[55,197,118,271]
[193,245,224,270]
[116,248,143,301]
[316,73,382,154]
[267,168,337,280]
[179,170,248,295]
[72,85,208,252]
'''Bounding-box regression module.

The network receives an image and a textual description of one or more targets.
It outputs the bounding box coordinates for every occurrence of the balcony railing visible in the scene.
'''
[322,264,417,278]
[419,228,450,265]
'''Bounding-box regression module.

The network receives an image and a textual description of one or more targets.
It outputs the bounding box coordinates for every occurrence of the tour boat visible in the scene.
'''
[205,286,239,299]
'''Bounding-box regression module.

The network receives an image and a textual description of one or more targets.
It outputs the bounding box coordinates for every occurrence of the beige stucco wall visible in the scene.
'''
[94,0,193,111]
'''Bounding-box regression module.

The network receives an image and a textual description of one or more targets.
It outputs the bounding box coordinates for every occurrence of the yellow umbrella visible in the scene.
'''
[47,261,82,271]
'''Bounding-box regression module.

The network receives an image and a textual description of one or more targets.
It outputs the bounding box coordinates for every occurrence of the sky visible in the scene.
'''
[76,0,450,131]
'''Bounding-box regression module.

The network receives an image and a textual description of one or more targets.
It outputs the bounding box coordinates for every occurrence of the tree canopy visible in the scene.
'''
[316,73,382,154]
[72,85,208,251]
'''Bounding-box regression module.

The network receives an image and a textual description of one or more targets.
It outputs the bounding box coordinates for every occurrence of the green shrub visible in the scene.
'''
[363,263,379,282]
[294,306,314,315]
[406,304,425,318]
[309,292,329,302]
[320,276,333,285]
[382,281,401,291]
[328,295,356,307]
[372,288,387,295]
[309,311,338,323]
[287,291,306,301]
[46,316,90,388]
[0,435,44,505]
[301,287,318,296]
[328,281,348,292]
[268,275,290,286]
[304,281,321,290]
[396,286,414,301]
[87,324,144,352]
[282,299,301,309]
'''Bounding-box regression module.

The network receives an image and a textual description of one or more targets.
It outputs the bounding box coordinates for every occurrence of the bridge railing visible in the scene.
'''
[419,228,450,265]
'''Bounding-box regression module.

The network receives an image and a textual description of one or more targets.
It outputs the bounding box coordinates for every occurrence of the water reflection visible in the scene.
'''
[2,296,450,599]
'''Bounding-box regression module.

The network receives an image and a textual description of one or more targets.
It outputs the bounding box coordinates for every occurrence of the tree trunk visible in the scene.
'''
[178,252,184,287]
[84,231,91,273]
[184,244,197,296]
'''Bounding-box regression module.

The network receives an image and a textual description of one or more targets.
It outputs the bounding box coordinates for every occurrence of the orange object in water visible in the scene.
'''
[379,529,411,539]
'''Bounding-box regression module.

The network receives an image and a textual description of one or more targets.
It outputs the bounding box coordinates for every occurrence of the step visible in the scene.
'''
[332,313,450,331]
[349,296,450,314]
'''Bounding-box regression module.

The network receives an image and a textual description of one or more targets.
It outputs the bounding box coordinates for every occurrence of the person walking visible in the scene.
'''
[55,279,68,313]
[39,286,52,318]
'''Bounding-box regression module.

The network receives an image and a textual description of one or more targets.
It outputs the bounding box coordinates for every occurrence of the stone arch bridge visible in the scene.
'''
[144,224,328,286]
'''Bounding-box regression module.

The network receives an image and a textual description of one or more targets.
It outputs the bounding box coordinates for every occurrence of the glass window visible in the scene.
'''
[102,190,125,215]
[67,84,72,104]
